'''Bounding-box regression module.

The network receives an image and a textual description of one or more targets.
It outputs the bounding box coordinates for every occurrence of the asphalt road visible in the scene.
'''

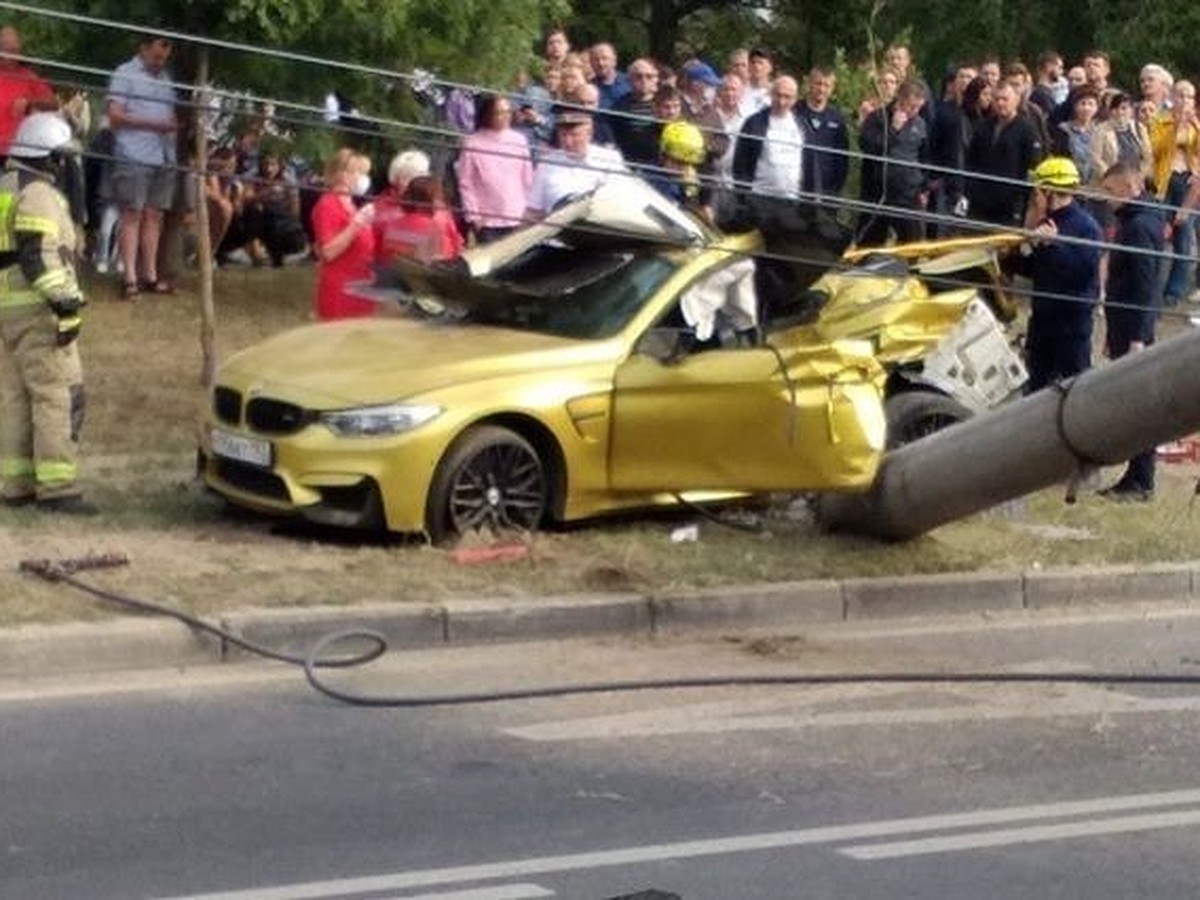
[5,605,1200,899]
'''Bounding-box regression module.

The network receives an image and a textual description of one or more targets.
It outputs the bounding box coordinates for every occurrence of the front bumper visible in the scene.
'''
[198,418,445,533]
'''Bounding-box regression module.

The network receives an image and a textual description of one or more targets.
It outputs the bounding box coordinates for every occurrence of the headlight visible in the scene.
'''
[319,403,442,437]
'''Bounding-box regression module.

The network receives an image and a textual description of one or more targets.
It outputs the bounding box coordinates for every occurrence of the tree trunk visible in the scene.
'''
[647,0,680,64]
[194,47,217,389]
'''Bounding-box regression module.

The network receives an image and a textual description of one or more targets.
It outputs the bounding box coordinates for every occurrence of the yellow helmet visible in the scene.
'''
[1031,156,1081,189]
[660,120,707,165]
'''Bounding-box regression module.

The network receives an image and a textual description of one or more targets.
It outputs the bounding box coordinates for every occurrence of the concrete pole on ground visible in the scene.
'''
[818,327,1200,540]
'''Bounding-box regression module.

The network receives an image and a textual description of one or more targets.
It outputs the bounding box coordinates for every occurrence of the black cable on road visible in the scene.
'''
[20,557,1200,709]
[18,557,385,670]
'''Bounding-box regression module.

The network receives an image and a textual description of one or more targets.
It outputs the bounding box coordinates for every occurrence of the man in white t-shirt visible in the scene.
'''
[526,111,629,218]
[742,48,774,115]
[731,76,834,311]
[731,75,804,227]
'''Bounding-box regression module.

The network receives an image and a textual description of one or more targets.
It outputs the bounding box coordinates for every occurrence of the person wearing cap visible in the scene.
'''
[0,112,93,513]
[680,60,719,118]
[525,110,628,218]
[679,60,730,166]
[744,48,773,114]
[797,66,849,197]
[1008,156,1103,393]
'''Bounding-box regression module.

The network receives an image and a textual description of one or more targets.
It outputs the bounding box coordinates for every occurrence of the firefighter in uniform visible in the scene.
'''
[0,112,91,512]
[652,120,713,224]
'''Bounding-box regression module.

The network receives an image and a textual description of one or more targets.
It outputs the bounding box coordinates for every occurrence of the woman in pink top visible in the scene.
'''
[310,148,377,320]
[455,93,534,242]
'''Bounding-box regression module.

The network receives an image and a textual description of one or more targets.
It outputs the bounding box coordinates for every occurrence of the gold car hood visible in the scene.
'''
[218,318,608,408]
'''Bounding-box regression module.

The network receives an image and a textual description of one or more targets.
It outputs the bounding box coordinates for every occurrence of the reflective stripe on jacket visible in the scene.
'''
[0,168,79,311]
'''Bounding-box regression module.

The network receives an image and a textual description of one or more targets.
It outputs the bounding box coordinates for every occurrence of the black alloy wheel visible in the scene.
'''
[427,425,548,543]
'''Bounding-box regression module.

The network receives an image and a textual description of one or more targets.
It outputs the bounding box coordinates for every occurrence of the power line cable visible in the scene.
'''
[9,18,1190,321]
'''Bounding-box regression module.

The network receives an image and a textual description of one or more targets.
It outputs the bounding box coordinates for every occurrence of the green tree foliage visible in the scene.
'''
[567,0,766,66]
[30,0,567,113]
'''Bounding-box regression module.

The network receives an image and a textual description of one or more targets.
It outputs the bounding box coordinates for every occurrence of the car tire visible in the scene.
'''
[425,425,548,544]
[885,391,972,449]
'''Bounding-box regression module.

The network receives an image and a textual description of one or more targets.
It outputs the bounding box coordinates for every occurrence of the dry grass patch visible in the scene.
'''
[2,266,1199,626]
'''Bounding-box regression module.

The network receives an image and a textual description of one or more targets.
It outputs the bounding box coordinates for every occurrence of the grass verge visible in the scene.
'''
[2,266,1198,626]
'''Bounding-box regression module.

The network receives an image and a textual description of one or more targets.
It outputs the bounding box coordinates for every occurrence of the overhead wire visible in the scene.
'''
[8,8,1195,327]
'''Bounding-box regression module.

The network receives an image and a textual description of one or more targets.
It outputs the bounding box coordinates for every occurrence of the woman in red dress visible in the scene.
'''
[310,148,377,320]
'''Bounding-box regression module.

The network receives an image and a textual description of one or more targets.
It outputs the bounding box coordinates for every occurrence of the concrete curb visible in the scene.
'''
[3,564,1199,678]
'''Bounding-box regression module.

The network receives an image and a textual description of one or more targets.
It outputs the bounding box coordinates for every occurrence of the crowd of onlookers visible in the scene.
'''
[5,23,1200,316]
[371,32,1200,307]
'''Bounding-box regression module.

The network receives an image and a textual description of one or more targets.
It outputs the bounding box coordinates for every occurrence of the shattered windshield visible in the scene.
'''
[458,245,680,340]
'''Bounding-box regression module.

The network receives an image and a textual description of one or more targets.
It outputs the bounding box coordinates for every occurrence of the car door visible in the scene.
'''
[608,334,811,492]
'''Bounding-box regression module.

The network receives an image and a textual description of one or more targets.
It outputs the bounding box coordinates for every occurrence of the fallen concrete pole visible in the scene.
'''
[819,326,1200,540]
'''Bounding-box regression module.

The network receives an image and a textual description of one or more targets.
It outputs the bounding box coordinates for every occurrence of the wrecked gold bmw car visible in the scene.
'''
[199,179,1024,541]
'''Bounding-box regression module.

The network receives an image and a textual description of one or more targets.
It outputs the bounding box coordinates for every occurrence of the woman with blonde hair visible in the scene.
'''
[1091,92,1152,184]
[1148,79,1200,305]
[309,147,377,320]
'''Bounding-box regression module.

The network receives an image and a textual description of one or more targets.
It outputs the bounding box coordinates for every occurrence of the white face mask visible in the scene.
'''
[352,173,371,197]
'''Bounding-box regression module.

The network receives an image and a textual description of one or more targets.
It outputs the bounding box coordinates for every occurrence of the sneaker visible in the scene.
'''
[37,495,99,515]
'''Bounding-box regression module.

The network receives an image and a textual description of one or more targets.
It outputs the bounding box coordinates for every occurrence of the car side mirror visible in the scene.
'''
[635,328,688,364]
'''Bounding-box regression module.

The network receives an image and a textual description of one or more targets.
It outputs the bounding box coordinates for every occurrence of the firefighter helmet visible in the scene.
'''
[9,112,74,159]
[1031,156,1081,189]
[660,120,707,165]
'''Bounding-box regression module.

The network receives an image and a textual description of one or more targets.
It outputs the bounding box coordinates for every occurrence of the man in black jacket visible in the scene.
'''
[857,80,929,245]
[731,75,804,230]
[609,58,661,171]
[1097,161,1166,501]
[965,82,1044,226]
[796,66,849,197]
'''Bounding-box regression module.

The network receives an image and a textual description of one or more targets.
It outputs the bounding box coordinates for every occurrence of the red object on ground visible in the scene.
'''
[1156,436,1200,464]
[449,544,531,565]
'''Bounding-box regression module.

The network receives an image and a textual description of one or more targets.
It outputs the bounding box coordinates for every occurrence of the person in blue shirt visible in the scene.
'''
[797,66,850,197]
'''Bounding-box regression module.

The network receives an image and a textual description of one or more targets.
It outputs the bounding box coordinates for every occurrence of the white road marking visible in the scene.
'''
[153,787,1200,900]
[379,885,554,899]
[840,808,1200,860]
[504,682,1200,741]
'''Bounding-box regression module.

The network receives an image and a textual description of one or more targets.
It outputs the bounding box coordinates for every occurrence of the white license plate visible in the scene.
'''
[210,428,273,468]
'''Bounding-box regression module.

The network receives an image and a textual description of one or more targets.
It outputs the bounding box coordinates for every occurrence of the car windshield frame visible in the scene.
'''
[455,244,681,340]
